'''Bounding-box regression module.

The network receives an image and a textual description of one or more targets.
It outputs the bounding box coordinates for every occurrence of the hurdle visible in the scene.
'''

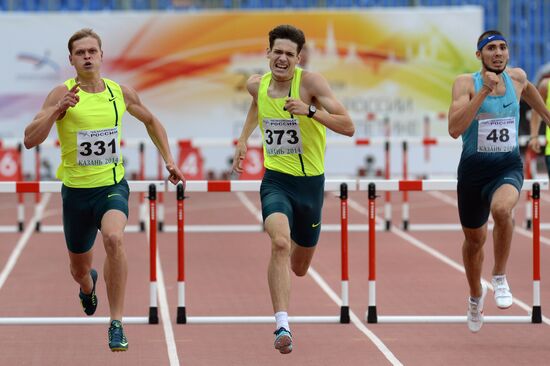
[362,179,544,324]
[166,179,355,325]
[0,181,163,325]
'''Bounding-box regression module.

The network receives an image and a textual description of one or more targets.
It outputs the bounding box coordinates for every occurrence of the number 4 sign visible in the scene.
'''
[178,140,204,180]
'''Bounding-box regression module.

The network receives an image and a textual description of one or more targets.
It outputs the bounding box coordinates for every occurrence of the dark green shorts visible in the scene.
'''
[260,169,325,247]
[457,168,523,229]
[61,178,130,254]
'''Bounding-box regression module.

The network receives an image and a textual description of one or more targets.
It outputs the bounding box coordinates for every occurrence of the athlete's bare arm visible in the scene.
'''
[283,71,354,137]
[233,75,261,173]
[448,73,493,138]
[24,83,80,149]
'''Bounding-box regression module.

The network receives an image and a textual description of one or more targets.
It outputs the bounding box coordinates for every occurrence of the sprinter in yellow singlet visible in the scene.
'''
[232,24,354,354]
[23,28,185,352]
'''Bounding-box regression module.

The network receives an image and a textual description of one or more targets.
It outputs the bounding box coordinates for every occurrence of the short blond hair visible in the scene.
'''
[68,28,102,54]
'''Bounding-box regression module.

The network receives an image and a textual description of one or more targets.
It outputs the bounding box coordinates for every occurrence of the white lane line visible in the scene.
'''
[235,192,402,366]
[0,193,52,290]
[308,267,403,366]
[145,218,180,366]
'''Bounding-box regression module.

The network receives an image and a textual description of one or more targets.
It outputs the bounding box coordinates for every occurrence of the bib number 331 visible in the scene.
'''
[77,127,120,166]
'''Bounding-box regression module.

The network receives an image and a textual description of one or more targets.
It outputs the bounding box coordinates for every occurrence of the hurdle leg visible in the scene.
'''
[402,141,409,230]
[176,183,187,324]
[339,183,350,323]
[367,183,378,323]
[148,184,159,324]
[531,183,542,323]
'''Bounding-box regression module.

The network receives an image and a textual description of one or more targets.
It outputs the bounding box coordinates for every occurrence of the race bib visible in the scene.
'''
[477,117,516,153]
[262,118,303,155]
[77,127,120,166]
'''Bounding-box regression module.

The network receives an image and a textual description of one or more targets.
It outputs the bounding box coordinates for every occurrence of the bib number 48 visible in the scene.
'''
[486,128,510,143]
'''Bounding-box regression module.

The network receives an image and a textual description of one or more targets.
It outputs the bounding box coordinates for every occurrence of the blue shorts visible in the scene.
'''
[457,168,523,229]
[61,178,130,254]
[260,169,325,247]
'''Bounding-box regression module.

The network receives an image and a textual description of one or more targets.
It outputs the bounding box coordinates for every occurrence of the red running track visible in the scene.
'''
[0,187,549,365]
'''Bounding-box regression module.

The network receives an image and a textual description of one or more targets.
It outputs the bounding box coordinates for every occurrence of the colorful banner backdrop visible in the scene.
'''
[0,8,482,176]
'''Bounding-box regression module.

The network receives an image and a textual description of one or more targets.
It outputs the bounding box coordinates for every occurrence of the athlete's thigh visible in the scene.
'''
[485,168,523,210]
[491,184,520,211]
[62,185,99,254]
[92,178,130,230]
[260,171,294,226]
[290,176,324,247]
[264,212,291,242]
[457,180,489,229]
[100,209,128,236]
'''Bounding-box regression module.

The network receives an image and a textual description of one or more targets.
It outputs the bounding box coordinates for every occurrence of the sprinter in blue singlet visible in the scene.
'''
[448,30,550,333]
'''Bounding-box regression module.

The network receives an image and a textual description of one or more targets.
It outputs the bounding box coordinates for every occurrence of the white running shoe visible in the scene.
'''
[467,282,487,333]
[492,275,513,309]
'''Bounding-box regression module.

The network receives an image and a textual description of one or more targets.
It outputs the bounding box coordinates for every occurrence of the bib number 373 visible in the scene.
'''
[262,118,303,155]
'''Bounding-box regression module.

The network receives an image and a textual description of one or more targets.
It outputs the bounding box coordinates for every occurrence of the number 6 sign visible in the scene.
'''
[0,148,20,181]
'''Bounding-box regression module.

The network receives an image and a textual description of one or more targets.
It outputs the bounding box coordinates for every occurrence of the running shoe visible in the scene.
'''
[274,327,292,354]
[108,320,128,352]
[79,269,98,316]
[492,275,513,309]
[467,282,487,333]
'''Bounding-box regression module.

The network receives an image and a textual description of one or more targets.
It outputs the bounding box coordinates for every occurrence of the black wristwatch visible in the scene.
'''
[307,104,317,118]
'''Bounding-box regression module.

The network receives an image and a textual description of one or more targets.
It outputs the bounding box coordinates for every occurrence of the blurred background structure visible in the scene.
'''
[1,0,548,83]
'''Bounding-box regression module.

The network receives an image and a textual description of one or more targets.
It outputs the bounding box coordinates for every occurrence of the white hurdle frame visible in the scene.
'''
[0,180,163,325]
[360,178,544,324]
[166,179,356,325]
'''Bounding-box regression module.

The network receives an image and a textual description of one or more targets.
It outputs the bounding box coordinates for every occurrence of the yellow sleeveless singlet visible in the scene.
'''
[56,78,126,188]
[257,67,326,176]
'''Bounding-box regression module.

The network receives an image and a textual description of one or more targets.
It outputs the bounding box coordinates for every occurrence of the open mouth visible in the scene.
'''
[274,64,288,71]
